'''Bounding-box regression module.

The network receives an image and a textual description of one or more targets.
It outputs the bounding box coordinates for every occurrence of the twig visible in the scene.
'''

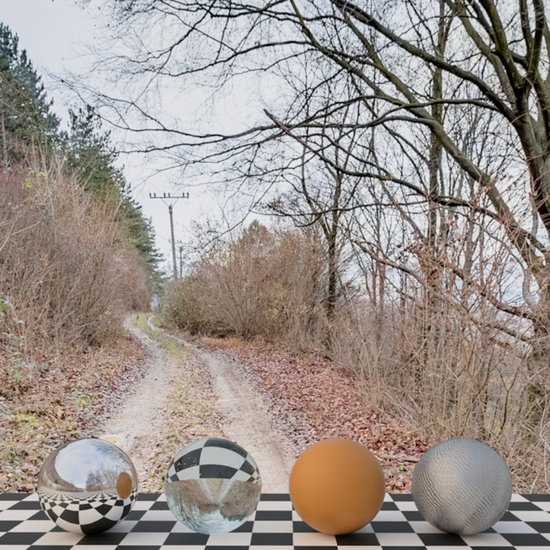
[377,453,420,463]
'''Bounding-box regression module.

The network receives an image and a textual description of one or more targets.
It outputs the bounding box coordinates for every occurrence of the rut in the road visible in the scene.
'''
[192,346,296,492]
[100,320,178,487]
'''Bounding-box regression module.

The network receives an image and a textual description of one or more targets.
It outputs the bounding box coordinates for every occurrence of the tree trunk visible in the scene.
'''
[326,227,337,325]
[1,108,8,171]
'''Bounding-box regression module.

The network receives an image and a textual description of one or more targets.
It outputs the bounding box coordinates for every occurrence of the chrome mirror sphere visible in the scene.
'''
[165,438,262,534]
[38,438,138,534]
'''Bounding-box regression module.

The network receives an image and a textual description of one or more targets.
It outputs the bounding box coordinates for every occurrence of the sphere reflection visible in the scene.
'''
[38,439,138,534]
[165,438,261,534]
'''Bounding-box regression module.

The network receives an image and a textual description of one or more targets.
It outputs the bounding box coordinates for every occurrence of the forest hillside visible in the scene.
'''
[0,23,160,491]
[3,0,550,497]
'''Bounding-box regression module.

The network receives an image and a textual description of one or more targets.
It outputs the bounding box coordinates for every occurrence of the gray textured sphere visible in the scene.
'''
[412,438,512,535]
[165,438,261,534]
[38,439,138,534]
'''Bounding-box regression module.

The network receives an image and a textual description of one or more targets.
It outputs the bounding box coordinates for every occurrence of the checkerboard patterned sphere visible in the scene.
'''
[412,438,512,535]
[165,438,262,534]
[37,439,138,534]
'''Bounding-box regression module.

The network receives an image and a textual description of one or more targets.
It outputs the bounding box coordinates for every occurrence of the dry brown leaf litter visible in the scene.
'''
[196,336,430,492]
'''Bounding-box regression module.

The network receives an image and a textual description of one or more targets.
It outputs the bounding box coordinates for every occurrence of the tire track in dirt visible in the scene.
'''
[191,346,296,492]
[151,318,297,492]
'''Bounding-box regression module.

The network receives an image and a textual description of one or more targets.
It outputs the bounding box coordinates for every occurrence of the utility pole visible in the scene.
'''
[149,191,189,281]
[179,244,184,279]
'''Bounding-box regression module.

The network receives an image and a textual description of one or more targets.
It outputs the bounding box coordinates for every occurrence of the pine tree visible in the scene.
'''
[0,23,163,291]
[0,22,59,163]
[65,104,124,200]
[118,183,164,292]
[65,104,163,289]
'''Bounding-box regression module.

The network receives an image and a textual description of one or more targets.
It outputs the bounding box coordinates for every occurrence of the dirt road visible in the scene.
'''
[99,318,296,492]
[99,319,178,487]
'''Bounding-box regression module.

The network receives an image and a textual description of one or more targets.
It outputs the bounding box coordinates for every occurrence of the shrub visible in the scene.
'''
[0,160,150,355]
[163,222,328,347]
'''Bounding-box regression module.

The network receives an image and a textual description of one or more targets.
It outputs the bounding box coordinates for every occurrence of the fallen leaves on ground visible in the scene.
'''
[197,336,431,493]
[0,335,147,493]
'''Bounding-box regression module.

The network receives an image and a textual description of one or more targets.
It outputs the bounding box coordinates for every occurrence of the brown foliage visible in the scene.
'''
[0,335,146,493]
[163,218,549,492]
[330,292,549,492]
[163,223,329,347]
[0,160,150,359]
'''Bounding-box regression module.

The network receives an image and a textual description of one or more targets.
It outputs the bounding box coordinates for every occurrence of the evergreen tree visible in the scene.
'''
[0,23,163,292]
[65,105,163,290]
[118,182,165,293]
[0,22,59,164]
[65,104,124,200]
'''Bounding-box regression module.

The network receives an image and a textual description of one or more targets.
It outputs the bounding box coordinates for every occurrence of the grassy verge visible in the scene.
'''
[133,312,151,333]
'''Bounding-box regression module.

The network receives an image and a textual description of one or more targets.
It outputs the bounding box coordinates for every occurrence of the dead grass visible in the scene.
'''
[330,300,550,493]
[0,159,155,493]
[0,161,150,355]
[161,220,550,493]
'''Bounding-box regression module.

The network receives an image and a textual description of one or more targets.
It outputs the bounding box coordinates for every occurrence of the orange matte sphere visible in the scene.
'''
[289,438,385,535]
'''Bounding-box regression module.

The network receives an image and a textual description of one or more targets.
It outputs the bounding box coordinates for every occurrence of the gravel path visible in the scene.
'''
[99,318,296,492]
[99,319,178,487]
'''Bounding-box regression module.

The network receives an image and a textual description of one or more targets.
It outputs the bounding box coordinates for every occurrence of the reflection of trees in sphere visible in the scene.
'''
[412,438,512,535]
[37,439,138,534]
[165,438,262,534]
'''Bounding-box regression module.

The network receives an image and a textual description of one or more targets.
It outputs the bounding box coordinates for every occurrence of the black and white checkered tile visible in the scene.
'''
[166,438,261,484]
[0,492,549,549]
[38,487,137,535]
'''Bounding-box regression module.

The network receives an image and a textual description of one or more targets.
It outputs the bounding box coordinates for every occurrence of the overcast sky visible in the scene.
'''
[0,0,238,275]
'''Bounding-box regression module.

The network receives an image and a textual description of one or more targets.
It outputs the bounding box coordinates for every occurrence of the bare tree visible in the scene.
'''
[264,99,366,328]
[82,0,550,424]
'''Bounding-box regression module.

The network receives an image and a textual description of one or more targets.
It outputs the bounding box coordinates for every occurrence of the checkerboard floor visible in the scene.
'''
[0,493,549,549]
